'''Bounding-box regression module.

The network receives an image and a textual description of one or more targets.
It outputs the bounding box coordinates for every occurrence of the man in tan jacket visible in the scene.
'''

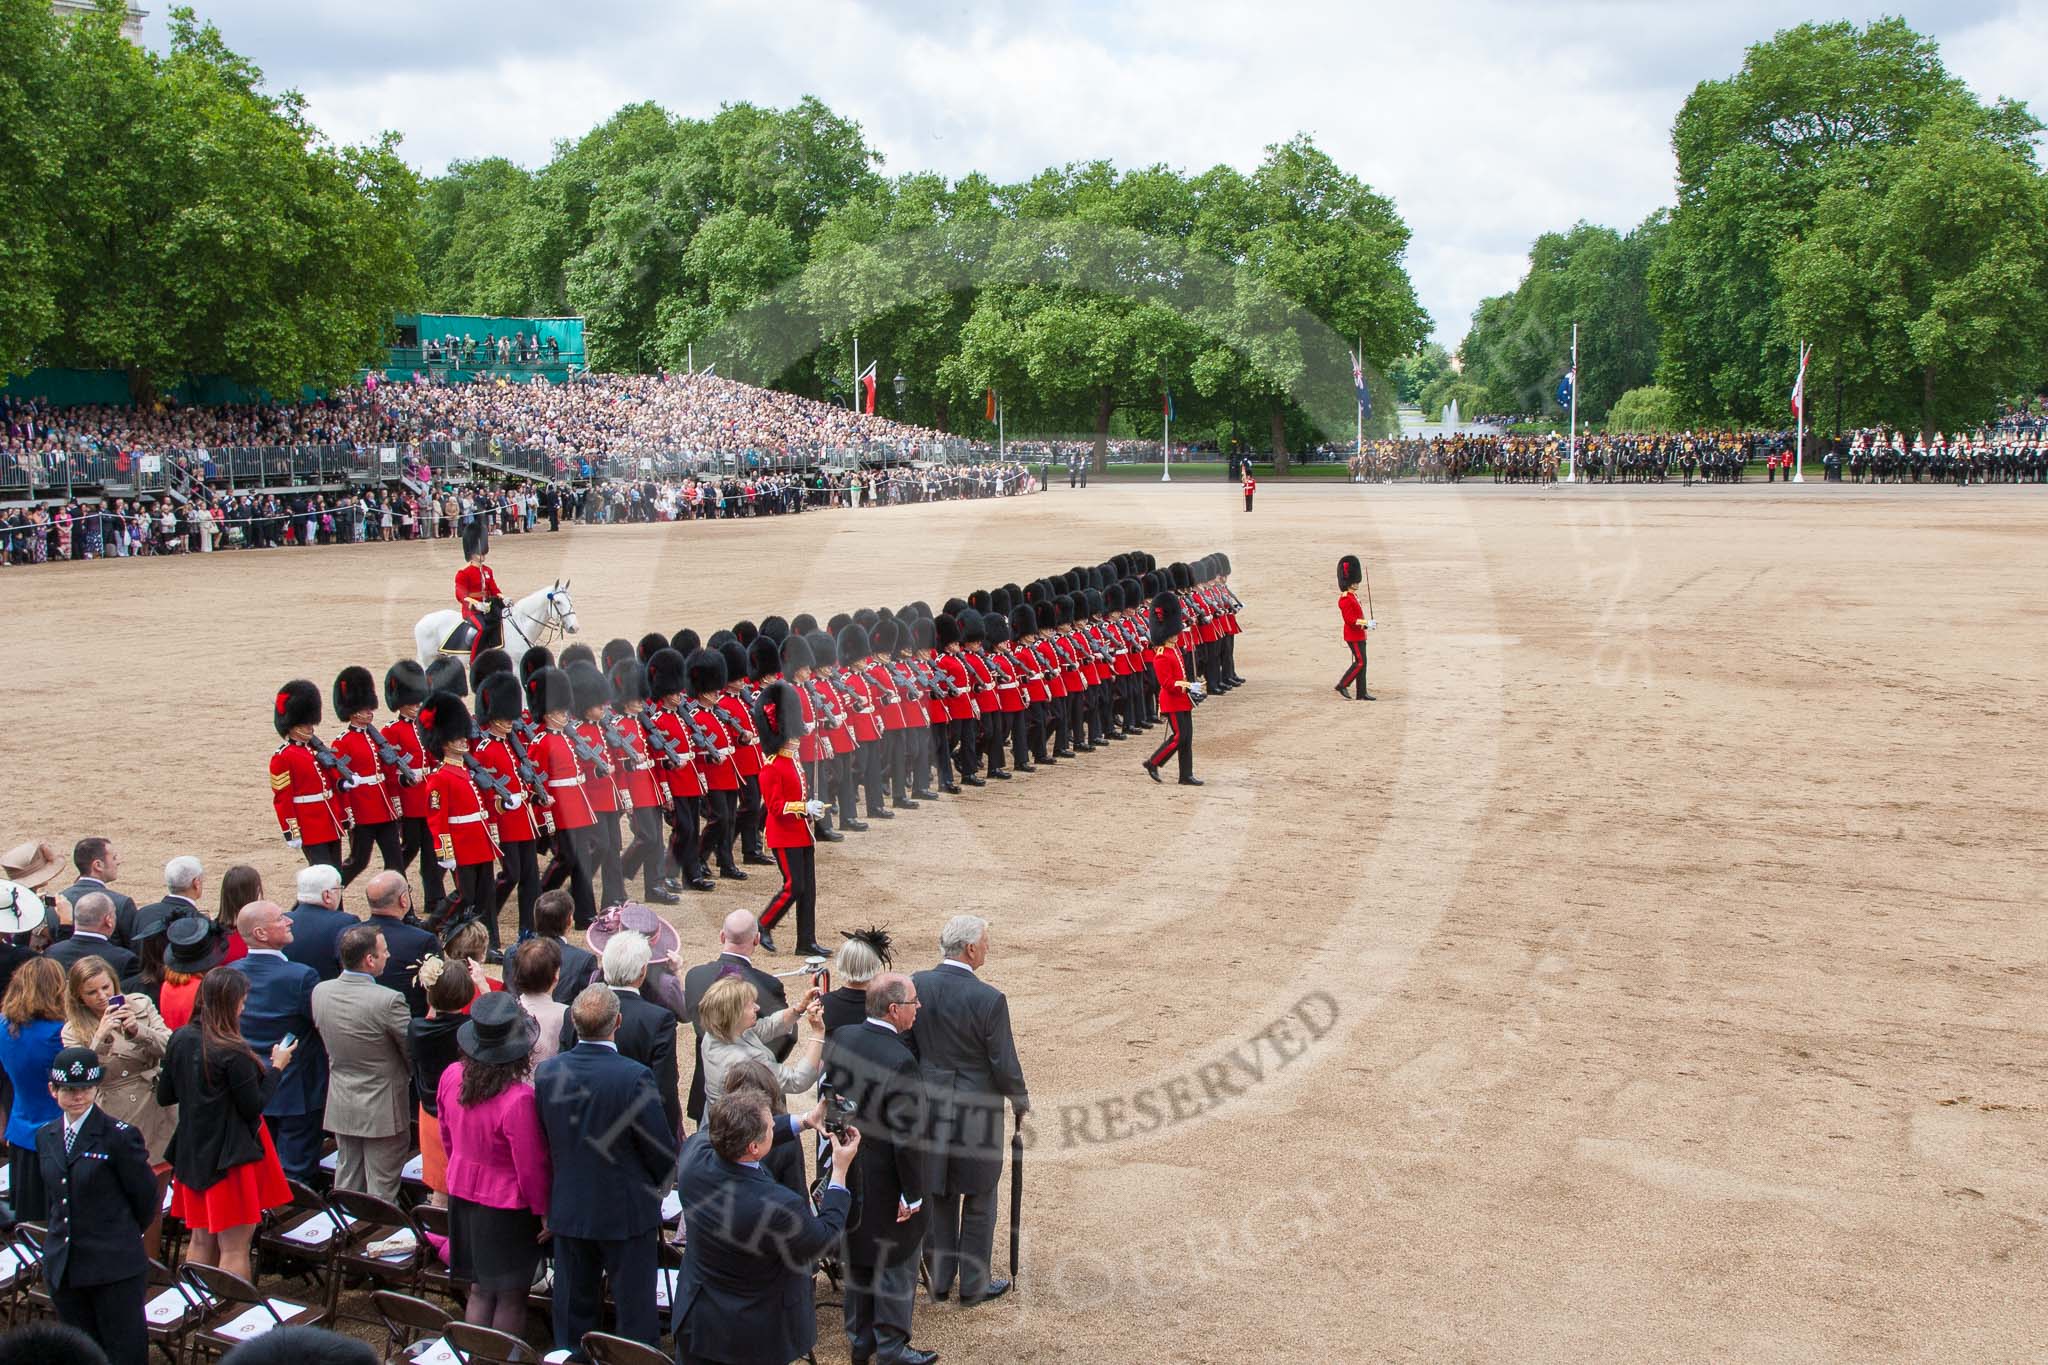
[310,921,413,1200]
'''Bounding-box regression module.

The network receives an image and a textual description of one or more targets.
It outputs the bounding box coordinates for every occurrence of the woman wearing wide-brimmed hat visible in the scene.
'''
[156,918,228,1031]
[437,990,550,1337]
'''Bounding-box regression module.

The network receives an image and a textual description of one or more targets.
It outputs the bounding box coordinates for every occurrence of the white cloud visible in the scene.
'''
[151,0,2047,347]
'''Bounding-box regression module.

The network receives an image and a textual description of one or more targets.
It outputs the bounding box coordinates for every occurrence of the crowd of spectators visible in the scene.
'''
[0,837,1024,1365]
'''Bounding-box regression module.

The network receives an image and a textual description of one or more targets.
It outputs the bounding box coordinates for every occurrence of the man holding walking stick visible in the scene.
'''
[1335,554,1377,701]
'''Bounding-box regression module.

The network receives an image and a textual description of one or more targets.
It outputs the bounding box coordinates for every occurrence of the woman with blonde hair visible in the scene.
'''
[697,972,824,1109]
[61,956,176,1253]
[443,919,502,991]
[0,957,68,1219]
[408,956,477,1206]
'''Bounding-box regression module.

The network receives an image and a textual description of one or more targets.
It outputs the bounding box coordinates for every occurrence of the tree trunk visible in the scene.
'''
[933,397,949,434]
[1093,391,1112,472]
[1921,365,1936,447]
[1269,401,1290,474]
[126,367,157,405]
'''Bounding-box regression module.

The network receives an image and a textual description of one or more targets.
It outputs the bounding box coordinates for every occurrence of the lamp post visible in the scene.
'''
[893,371,906,414]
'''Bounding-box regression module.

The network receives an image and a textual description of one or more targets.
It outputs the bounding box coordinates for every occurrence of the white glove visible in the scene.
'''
[716,747,734,762]
[1367,619,1376,630]
[344,774,372,788]
[804,800,829,820]
[438,858,457,871]
[505,793,527,810]
[285,836,303,850]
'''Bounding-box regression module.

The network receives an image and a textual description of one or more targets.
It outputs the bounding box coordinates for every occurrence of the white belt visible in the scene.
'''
[547,776,585,788]
[292,794,331,804]
[448,812,486,825]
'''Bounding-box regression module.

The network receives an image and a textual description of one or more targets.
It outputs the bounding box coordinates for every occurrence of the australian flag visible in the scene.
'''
[1556,369,1575,411]
[1352,351,1372,418]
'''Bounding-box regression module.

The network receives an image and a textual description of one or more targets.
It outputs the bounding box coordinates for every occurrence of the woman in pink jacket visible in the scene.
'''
[437,991,552,1336]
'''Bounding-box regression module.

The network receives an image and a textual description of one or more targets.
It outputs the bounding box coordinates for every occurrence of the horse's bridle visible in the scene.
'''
[510,590,572,650]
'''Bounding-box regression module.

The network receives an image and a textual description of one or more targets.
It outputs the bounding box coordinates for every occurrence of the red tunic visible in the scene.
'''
[938,653,976,721]
[1033,640,1065,698]
[842,672,884,743]
[650,704,704,799]
[715,693,765,777]
[1153,645,1192,714]
[691,703,741,791]
[864,662,905,731]
[608,712,661,809]
[574,720,620,812]
[759,753,813,850]
[991,651,1024,713]
[333,723,401,826]
[270,741,345,845]
[816,676,855,755]
[530,729,595,830]
[384,718,432,819]
[1339,590,1367,643]
[454,563,501,616]
[472,734,538,843]
[915,659,947,726]
[425,761,498,867]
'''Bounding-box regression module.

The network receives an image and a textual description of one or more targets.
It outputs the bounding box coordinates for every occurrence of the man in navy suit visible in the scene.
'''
[53,836,141,947]
[363,871,437,1016]
[230,901,328,1182]
[282,864,361,982]
[533,983,678,1355]
[671,1092,858,1365]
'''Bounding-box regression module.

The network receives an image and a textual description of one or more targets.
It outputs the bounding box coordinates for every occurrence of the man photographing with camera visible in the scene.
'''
[670,1089,860,1365]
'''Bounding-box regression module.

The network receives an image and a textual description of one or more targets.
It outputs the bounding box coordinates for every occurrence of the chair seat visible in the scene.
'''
[404,1336,462,1364]
[199,1296,320,1345]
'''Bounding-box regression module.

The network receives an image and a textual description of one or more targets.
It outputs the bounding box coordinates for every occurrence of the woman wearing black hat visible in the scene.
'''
[436,991,549,1337]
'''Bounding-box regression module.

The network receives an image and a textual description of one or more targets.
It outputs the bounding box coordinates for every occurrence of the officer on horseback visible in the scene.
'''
[454,520,506,665]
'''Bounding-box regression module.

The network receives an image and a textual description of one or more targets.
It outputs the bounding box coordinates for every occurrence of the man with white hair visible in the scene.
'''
[46,892,138,979]
[911,913,1030,1307]
[559,929,681,1135]
[282,863,360,982]
[134,856,207,943]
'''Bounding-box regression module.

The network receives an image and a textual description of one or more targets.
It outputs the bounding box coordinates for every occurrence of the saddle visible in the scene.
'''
[439,599,505,656]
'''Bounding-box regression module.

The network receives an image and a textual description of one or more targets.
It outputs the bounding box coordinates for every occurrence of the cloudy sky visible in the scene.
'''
[140,1,2047,347]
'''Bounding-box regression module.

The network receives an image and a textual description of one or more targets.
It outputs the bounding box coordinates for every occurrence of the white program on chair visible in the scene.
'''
[215,1299,307,1340]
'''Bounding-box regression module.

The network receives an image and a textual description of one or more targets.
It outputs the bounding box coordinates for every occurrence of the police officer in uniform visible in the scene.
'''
[36,1046,158,1365]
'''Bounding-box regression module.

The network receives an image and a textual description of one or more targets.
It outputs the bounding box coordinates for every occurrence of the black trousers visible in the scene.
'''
[399,815,446,914]
[1338,640,1368,695]
[1146,710,1195,780]
[887,731,913,803]
[951,716,979,777]
[338,819,402,887]
[931,724,955,788]
[54,1272,148,1365]
[735,775,765,859]
[843,1256,919,1362]
[861,739,889,813]
[980,712,1006,774]
[541,824,600,927]
[1009,708,1030,769]
[620,803,667,895]
[493,838,542,940]
[760,843,816,945]
[301,840,342,874]
[442,860,496,942]
[668,795,708,880]
[552,1231,658,1353]
[594,809,626,910]
[925,1189,1000,1301]
[698,789,738,872]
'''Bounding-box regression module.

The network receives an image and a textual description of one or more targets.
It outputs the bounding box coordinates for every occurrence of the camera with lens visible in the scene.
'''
[819,1083,858,1139]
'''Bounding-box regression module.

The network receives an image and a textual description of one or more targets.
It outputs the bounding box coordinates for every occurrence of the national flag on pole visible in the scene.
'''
[1556,369,1575,411]
[985,389,997,422]
[859,361,878,416]
[1351,350,1372,417]
[1790,345,1809,419]
[1162,388,1175,423]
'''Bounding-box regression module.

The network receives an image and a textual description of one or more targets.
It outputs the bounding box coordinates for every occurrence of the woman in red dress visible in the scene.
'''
[155,969,297,1279]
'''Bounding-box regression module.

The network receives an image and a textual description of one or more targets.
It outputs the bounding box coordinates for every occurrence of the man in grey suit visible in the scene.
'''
[310,922,413,1200]
[910,914,1030,1307]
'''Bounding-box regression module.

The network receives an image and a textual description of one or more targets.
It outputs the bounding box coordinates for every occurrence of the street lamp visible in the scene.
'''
[892,371,906,414]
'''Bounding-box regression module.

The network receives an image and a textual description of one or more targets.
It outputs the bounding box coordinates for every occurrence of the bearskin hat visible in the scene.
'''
[333,666,378,720]
[1053,595,1074,627]
[911,616,936,651]
[960,611,986,645]
[636,633,669,665]
[1123,577,1145,608]
[478,671,524,726]
[421,690,471,757]
[671,630,701,658]
[567,660,613,715]
[854,608,878,628]
[826,613,851,636]
[1085,588,1105,618]
[747,635,782,683]
[807,630,838,669]
[707,629,735,651]
[872,619,899,655]
[600,639,633,673]
[911,601,933,620]
[717,639,750,689]
[1004,582,1023,603]
[425,655,468,697]
[559,642,595,669]
[461,520,488,561]
[941,597,968,619]
[273,679,321,738]
[1023,580,1045,606]
[1169,561,1192,591]
[759,615,790,644]
[1215,552,1232,576]
[1103,583,1124,612]
[384,660,431,711]
[1148,590,1183,646]
[518,646,554,684]
[647,648,689,701]
[609,658,649,705]
[1009,605,1035,639]
[1338,554,1361,590]
[791,613,818,636]
[685,648,727,697]
[779,632,815,676]
[985,611,1010,646]
[754,680,805,750]
[968,589,989,614]
[837,622,870,665]
[733,620,758,647]
[1140,571,1160,597]
[470,647,513,691]
[1033,600,1056,632]
[934,613,962,649]
[990,587,1012,616]
[526,665,573,717]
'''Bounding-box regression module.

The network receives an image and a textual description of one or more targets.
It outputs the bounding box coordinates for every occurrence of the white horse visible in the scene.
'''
[414,579,581,667]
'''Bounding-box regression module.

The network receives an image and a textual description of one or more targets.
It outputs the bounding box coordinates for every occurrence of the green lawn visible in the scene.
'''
[1092,461,1356,480]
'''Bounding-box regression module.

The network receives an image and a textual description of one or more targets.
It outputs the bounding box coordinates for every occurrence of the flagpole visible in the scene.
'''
[1793,341,1808,484]
[1161,391,1172,483]
[1355,338,1363,460]
[852,334,859,410]
[997,394,1005,461]
[1566,322,1579,484]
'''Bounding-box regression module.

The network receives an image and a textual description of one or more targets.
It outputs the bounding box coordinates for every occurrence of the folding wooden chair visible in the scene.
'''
[442,1320,541,1364]
[253,1178,350,1308]
[178,1261,328,1364]
[371,1288,454,1362]
[408,1201,466,1308]
[141,1255,213,1363]
[8,1225,53,1326]
[580,1331,672,1365]
[329,1188,427,1316]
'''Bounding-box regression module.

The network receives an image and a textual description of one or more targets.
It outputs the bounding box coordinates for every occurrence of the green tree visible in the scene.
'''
[0,0,63,375]
[1605,385,1684,432]
[1389,343,1453,404]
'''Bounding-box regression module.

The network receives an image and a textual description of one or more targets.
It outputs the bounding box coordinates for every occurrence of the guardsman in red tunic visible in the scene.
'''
[380,660,443,915]
[1214,552,1245,687]
[270,679,346,871]
[1141,590,1201,785]
[421,691,499,938]
[475,671,542,939]
[909,616,955,795]
[1335,553,1374,701]
[835,622,896,820]
[986,609,1031,774]
[525,665,599,928]
[453,520,503,666]
[332,665,404,888]
[934,612,981,787]
[686,648,748,879]
[646,647,715,893]
[809,631,866,831]
[961,614,1010,781]
[863,620,920,810]
[754,681,830,959]
[607,658,678,905]
[1007,605,1049,768]
[565,660,627,913]
[719,638,775,867]
[1243,469,1256,511]
[778,632,843,842]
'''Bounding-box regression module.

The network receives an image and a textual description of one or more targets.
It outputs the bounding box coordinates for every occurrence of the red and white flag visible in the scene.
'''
[859,361,878,415]
[1791,344,1809,419]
